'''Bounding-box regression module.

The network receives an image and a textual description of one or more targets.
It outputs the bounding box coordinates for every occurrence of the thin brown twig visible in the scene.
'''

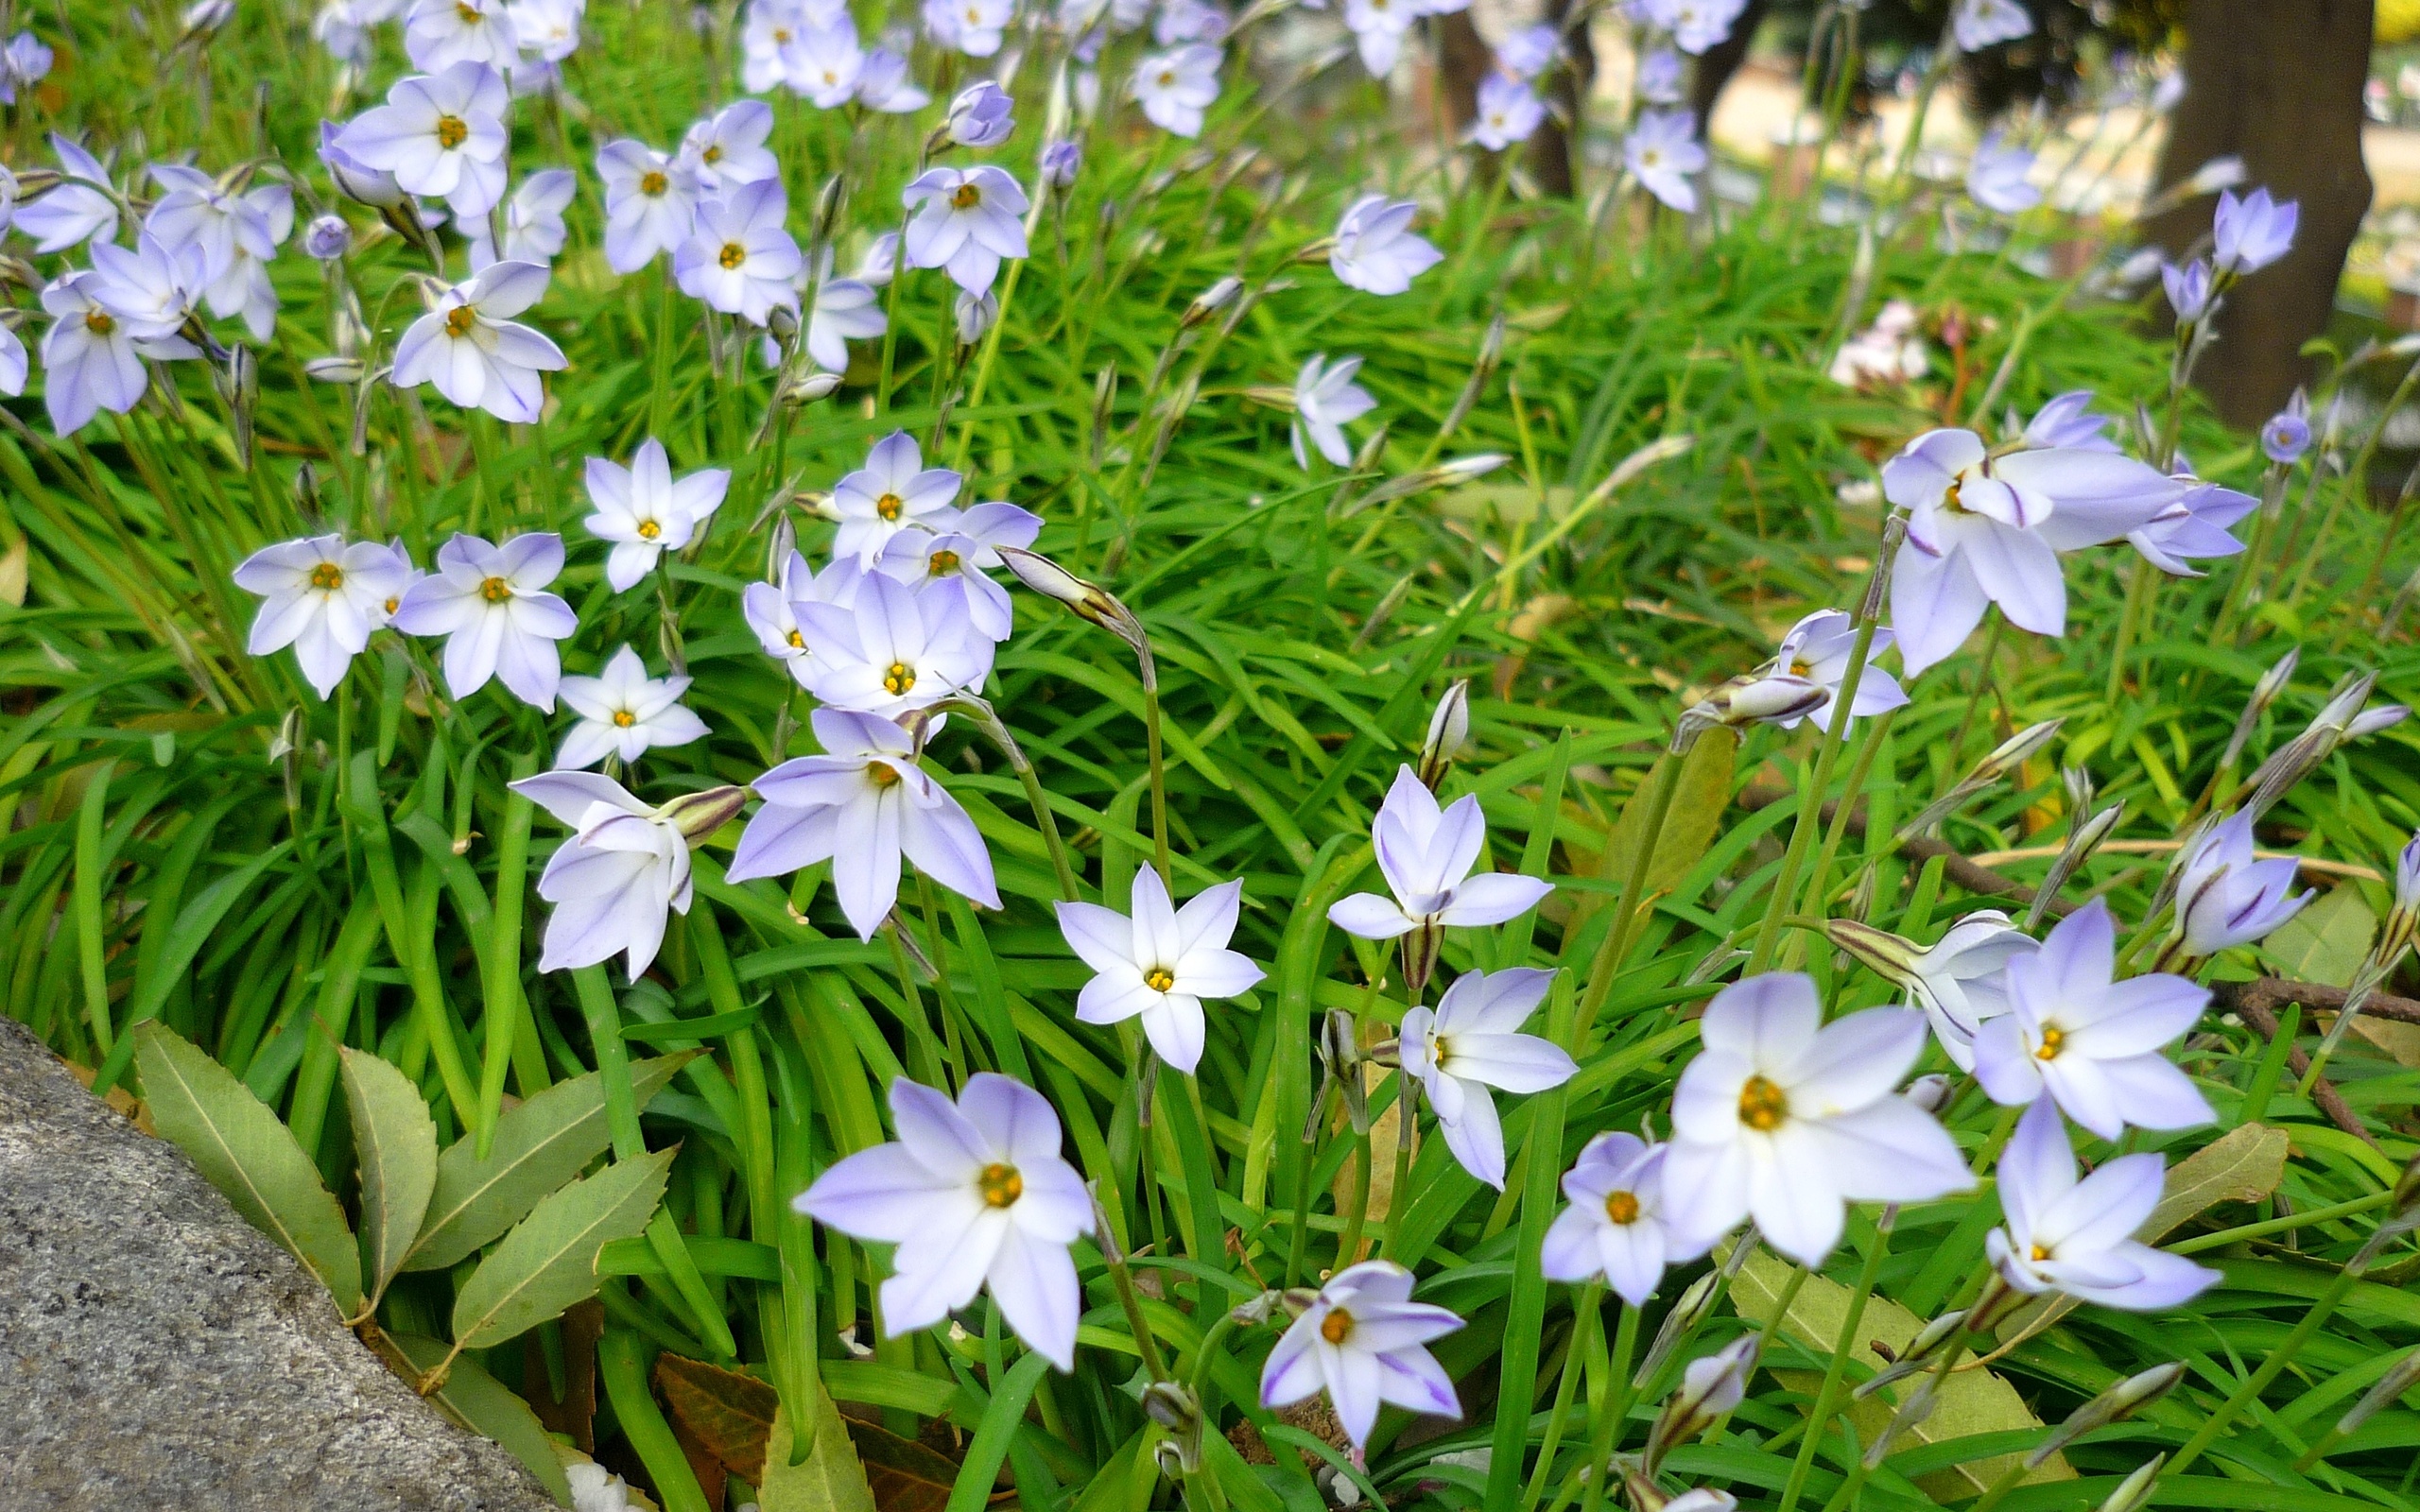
[2216,985,2382,1147]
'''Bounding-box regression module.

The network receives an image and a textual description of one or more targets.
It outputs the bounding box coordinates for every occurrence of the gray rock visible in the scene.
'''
[0,1016,558,1511]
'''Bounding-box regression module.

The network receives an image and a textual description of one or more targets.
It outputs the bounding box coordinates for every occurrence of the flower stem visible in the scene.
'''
[1777,1217,1893,1512]
[1521,1281,1604,1511]
[2164,1264,2363,1476]
[1573,750,1685,1046]
[1749,610,1882,975]
[1565,1300,1641,1512]
[1381,1068,1419,1259]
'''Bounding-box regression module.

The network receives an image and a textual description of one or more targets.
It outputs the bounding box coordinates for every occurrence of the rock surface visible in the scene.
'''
[0,1015,558,1511]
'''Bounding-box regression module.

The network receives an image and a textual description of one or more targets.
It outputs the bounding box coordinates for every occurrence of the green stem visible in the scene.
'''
[1572,752,1684,1046]
[2165,1265,2363,1476]
[1522,1281,1605,1511]
[1566,1301,1641,1512]
[1750,610,1882,974]
[1777,1221,1893,1512]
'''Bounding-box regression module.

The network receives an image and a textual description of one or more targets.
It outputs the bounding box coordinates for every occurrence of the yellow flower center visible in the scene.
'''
[85,309,115,335]
[1145,966,1176,991]
[640,169,668,196]
[612,710,635,728]
[951,182,981,210]
[309,562,345,592]
[719,242,747,269]
[875,492,904,521]
[479,576,512,603]
[455,1,481,21]
[2031,1243,2051,1262]
[1604,1190,1641,1225]
[928,549,960,575]
[882,661,916,696]
[435,114,469,150]
[384,595,400,614]
[1738,1074,1789,1132]
[1320,1308,1355,1345]
[977,1161,1023,1207]
[702,143,723,163]
[636,519,661,540]
[786,628,804,649]
[444,304,478,337]
[773,26,791,42]
[2035,1025,2065,1061]
[868,762,902,787]
[1159,70,1175,86]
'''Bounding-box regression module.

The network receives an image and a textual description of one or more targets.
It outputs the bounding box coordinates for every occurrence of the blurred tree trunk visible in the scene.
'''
[1689,0,1771,129]
[1436,0,1595,197]
[2143,0,2374,427]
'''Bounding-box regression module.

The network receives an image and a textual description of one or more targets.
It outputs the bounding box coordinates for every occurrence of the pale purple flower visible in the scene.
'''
[315,0,374,66]
[1133,43,1221,138]
[1341,0,1414,76]
[320,120,409,211]
[391,260,566,423]
[1,29,53,100]
[741,0,809,93]
[145,163,279,288]
[1664,0,1746,54]
[903,164,1029,293]
[596,139,700,273]
[2261,391,2311,464]
[2129,481,2254,576]
[404,0,519,71]
[1260,1261,1462,1452]
[1497,23,1559,80]
[1401,968,1577,1189]
[510,771,700,979]
[945,81,1017,147]
[1155,0,1229,43]
[1883,427,2186,675]
[855,46,931,112]
[2212,187,2297,275]
[744,551,865,685]
[83,232,207,352]
[1039,139,1082,190]
[1951,0,2031,52]
[787,18,867,107]
[469,167,576,269]
[834,430,965,564]
[38,272,153,435]
[1765,610,1909,733]
[794,571,994,719]
[335,60,510,217]
[1635,47,1685,104]
[1626,110,1705,213]
[233,535,413,697]
[1469,75,1546,151]
[1664,973,1974,1266]
[2022,390,2119,453]
[1330,195,1442,296]
[1987,1099,2221,1309]
[17,136,119,253]
[2162,258,2212,323]
[798,252,886,370]
[680,99,780,190]
[557,645,711,769]
[953,286,998,345]
[1971,899,2216,1139]
[2172,813,2311,957]
[875,501,1042,641]
[304,214,354,260]
[677,178,803,324]
[582,438,730,592]
[1902,911,2037,1070]
[1292,352,1376,469]
[1056,869,1263,1073]
[933,0,1012,54]
[800,1074,1093,1368]
[1966,133,2041,215]
[506,0,582,61]
[1542,1132,1680,1305]
[0,322,26,399]
[389,531,579,709]
[1328,765,1554,938]
[727,708,1001,939]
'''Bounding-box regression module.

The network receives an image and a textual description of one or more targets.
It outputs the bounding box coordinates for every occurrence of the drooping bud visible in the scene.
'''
[303,214,353,262]
[1645,1335,1759,1472]
[2244,672,2375,820]
[1315,1007,1369,1135]
[1181,275,1242,331]
[657,785,749,844]
[273,706,305,811]
[1854,1309,1968,1400]
[1634,1268,1725,1388]
[2025,1363,2186,1469]
[1438,312,1506,444]
[2331,1344,2420,1443]
[2096,1456,2166,1512]
[215,344,259,468]
[2025,799,2124,930]
[303,354,367,385]
[1896,719,2064,839]
[292,461,322,519]
[776,367,843,410]
[1825,918,1923,988]
[995,546,1151,664]
[1141,1380,1204,1474]
[1355,453,1512,510]
[1677,673,1829,747]
[1415,679,1471,792]
[1089,362,1118,471]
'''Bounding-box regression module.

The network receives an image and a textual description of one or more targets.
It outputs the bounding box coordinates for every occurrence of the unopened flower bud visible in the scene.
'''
[1646,1336,1758,1471]
[2349,703,2410,739]
[1855,1309,1968,1399]
[657,785,749,844]
[1634,1268,1724,1388]
[2333,1345,2420,1441]
[0,253,39,288]
[1416,679,1471,792]
[1140,1380,1204,1472]
[2097,1456,2165,1512]
[1229,1290,1283,1326]
[303,214,353,261]
[2219,646,2299,773]
[1039,138,1082,191]
[292,461,321,518]
[765,303,801,344]
[304,354,367,385]
[1897,719,2065,839]
[778,368,843,409]
[1182,275,1242,330]
[1903,1074,1953,1114]
[1865,1378,1937,1467]
[2026,1363,2185,1469]
[943,80,1017,148]
[955,287,998,346]
[10,168,62,200]
[995,546,1150,660]
[1438,311,1506,442]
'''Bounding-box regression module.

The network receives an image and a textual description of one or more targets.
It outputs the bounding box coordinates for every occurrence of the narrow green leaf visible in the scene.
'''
[339,1046,439,1305]
[943,1349,1053,1512]
[388,1332,577,1505]
[450,1148,673,1349]
[402,1052,690,1272]
[134,1022,364,1315]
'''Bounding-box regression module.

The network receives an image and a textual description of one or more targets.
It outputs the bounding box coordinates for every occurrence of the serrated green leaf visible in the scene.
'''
[450,1148,672,1349]
[340,1046,439,1306]
[388,1331,578,1505]
[403,1052,690,1272]
[134,1022,364,1315]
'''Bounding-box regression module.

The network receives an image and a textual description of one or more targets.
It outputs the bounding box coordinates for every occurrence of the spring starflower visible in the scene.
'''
[786,17,867,106]
[404,0,519,70]
[2261,391,2312,464]
[677,178,803,324]
[902,164,1029,294]
[1330,195,1443,296]
[1834,909,2038,1070]
[744,551,864,685]
[233,535,413,697]
[1469,75,1545,150]
[145,163,280,289]
[875,501,1043,641]
[1259,1261,1462,1452]
[510,772,745,979]
[2128,482,2255,576]
[1056,869,1263,1073]
[469,167,576,268]
[1635,47,1685,103]
[680,99,780,190]
[389,531,579,708]
[39,272,156,434]
[1132,43,1222,137]
[1626,110,1705,213]
[1987,1099,2220,1309]
[1291,352,1377,469]
[1951,0,2031,51]
[943,81,1017,147]
[1328,765,1555,939]
[596,140,700,273]
[1497,23,1559,78]
[855,46,931,112]
[1966,133,2041,215]
[556,645,711,769]
[392,260,566,423]
[800,1074,1094,1368]
[1542,1132,1681,1304]
[1661,0,1746,53]
[334,60,510,217]
[2161,258,2212,323]
[582,438,731,591]
[1762,610,1910,733]
[728,708,1000,941]
[2171,812,2311,956]
[17,136,119,253]
[833,430,965,564]
[2021,390,2119,453]
[1664,973,1974,1266]
[1971,899,2216,1139]
[1400,967,1578,1189]
[2212,186,2297,275]
[794,571,993,719]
